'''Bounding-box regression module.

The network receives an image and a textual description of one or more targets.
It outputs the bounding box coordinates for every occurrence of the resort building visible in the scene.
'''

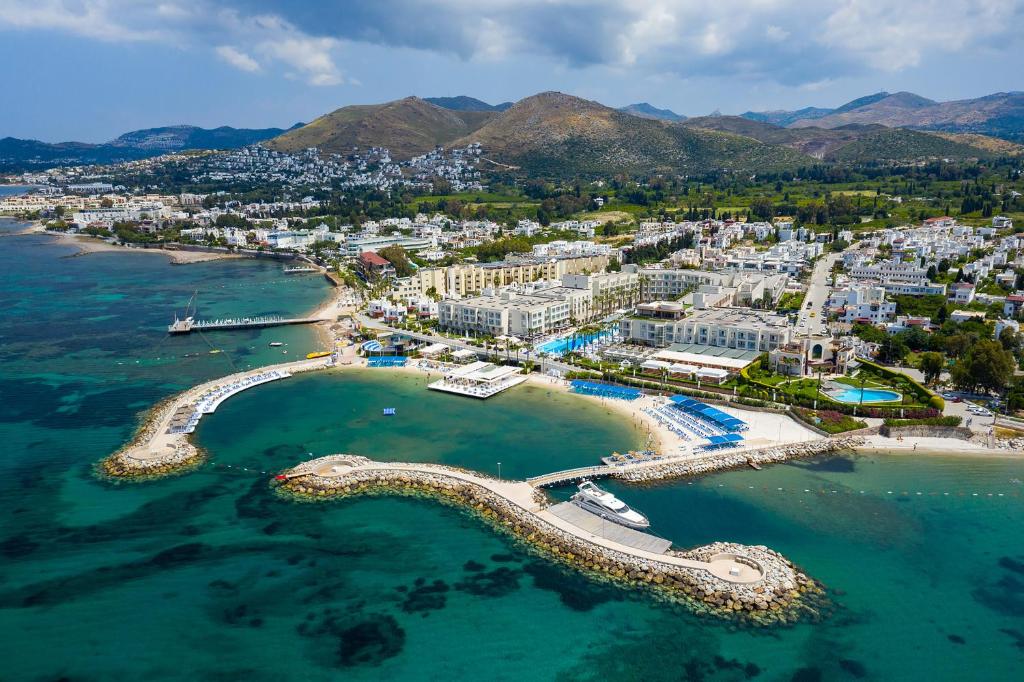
[627,266,788,306]
[561,271,641,314]
[437,280,598,338]
[620,306,792,351]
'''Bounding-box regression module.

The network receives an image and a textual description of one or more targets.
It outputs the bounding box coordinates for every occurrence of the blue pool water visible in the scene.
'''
[536,330,610,355]
[831,387,902,403]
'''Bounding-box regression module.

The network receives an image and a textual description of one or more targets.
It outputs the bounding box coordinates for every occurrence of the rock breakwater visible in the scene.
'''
[616,437,864,483]
[275,457,829,624]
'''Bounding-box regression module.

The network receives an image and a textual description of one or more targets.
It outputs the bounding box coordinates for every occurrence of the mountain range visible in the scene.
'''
[268,91,1018,176]
[4,90,1023,175]
[742,91,1024,140]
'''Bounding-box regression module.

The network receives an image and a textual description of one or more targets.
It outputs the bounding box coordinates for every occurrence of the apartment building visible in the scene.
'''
[445,254,611,297]
[829,285,896,324]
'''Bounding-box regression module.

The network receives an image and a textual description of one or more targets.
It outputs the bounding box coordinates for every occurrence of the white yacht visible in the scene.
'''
[570,481,650,530]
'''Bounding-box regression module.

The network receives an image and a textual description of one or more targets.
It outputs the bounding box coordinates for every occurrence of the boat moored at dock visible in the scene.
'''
[570,480,650,530]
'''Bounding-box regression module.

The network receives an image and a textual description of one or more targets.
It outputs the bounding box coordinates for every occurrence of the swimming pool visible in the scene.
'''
[535,330,610,355]
[830,387,902,403]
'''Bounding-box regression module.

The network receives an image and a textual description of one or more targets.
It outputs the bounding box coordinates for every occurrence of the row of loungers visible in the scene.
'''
[569,380,642,401]
[367,356,408,367]
[166,370,290,434]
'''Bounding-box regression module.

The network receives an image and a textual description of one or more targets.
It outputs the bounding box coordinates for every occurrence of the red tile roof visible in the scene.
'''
[359,251,391,266]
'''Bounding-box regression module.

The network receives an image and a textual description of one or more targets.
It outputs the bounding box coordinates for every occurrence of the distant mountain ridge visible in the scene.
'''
[0,123,300,171]
[617,103,685,121]
[745,91,1024,141]
[109,124,302,151]
[424,96,513,112]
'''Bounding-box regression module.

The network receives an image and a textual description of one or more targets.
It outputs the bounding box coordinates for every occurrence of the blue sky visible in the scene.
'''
[2,0,1022,142]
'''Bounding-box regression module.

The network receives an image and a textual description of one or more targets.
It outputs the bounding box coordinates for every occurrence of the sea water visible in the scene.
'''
[2,217,1024,680]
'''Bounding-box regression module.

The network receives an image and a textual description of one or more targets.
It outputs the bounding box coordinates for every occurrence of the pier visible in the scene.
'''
[101,357,334,477]
[167,314,327,334]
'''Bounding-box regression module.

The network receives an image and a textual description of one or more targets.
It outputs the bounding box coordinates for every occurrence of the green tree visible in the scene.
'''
[918,351,944,385]
[376,246,415,278]
[951,340,1015,394]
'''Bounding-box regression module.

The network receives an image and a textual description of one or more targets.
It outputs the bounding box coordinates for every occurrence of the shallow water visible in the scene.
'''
[2,217,1024,680]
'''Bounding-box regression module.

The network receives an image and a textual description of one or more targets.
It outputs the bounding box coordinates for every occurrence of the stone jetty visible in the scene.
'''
[100,357,332,479]
[615,436,865,483]
[276,455,828,623]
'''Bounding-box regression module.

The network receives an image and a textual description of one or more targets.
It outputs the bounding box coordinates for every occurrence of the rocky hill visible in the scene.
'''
[265,97,496,158]
[424,96,513,112]
[683,115,1009,162]
[452,92,809,176]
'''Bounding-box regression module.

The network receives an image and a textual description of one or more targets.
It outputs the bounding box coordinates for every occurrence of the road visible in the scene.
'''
[795,252,841,337]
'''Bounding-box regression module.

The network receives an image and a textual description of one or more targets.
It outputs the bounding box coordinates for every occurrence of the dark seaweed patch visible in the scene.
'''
[712,656,761,678]
[998,556,1024,575]
[972,571,1024,616]
[400,579,449,614]
[1000,628,1024,650]
[947,634,966,644]
[337,615,406,667]
[523,560,621,611]
[791,456,856,473]
[0,533,40,558]
[462,560,486,572]
[838,659,867,678]
[490,553,521,563]
[454,566,521,598]
[790,668,822,682]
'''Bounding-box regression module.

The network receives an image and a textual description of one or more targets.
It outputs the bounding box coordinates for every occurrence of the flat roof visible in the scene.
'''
[654,346,758,370]
[663,343,761,361]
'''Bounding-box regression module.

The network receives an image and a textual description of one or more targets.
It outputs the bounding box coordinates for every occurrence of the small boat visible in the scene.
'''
[208,349,222,354]
[570,480,650,530]
[306,351,331,359]
[269,342,284,347]
[383,407,396,416]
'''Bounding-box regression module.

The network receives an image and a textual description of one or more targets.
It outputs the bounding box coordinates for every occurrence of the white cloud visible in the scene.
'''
[259,36,343,85]
[215,45,260,72]
[0,0,1021,89]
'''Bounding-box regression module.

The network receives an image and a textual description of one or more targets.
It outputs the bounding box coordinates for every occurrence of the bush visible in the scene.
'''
[882,416,962,427]
[793,407,867,434]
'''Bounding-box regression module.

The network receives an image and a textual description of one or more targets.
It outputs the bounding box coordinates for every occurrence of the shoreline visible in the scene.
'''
[11,221,244,264]
[101,355,1024,480]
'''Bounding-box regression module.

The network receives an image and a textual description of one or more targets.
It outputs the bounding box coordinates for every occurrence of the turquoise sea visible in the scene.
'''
[1,217,1024,680]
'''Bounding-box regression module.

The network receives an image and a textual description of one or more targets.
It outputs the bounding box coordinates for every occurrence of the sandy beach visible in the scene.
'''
[13,223,244,264]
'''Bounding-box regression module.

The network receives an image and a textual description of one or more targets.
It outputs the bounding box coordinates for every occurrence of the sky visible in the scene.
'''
[1,0,1022,142]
